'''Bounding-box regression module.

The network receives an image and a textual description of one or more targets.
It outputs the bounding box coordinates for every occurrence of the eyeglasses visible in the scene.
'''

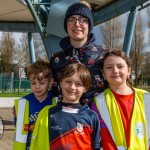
[67,17,88,26]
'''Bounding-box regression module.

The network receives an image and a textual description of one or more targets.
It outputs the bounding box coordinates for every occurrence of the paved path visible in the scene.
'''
[0,108,15,150]
[0,97,19,107]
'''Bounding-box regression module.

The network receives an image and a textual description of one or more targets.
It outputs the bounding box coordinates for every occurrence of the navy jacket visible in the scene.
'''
[50,33,108,106]
[48,102,100,149]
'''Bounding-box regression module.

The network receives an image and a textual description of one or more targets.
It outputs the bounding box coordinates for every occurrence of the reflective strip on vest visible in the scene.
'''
[15,99,27,143]
[95,93,127,150]
[52,97,58,105]
[144,93,150,146]
[95,93,115,140]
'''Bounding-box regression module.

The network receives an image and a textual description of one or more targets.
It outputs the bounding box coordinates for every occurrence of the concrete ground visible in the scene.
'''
[0,97,18,107]
[0,108,15,150]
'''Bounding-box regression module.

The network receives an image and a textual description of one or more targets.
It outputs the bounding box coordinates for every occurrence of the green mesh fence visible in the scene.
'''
[0,77,31,92]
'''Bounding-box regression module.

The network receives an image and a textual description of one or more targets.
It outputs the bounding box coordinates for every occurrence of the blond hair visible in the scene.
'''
[80,0,91,10]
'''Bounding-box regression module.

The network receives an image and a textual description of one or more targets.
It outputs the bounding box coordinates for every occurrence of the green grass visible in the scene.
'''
[0,92,31,97]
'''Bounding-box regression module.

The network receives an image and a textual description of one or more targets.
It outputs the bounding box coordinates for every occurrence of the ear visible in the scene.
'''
[101,70,105,78]
[49,78,54,87]
[128,67,131,76]
[60,81,62,89]
[83,88,87,94]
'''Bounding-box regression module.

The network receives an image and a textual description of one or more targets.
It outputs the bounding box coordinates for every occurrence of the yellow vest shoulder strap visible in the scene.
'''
[15,98,29,143]
[52,97,58,105]
[13,98,29,150]
[95,91,127,150]
[94,92,115,142]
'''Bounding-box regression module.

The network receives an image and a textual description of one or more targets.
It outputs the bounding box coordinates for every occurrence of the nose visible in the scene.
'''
[35,83,40,88]
[70,83,76,89]
[113,66,118,73]
[74,19,80,26]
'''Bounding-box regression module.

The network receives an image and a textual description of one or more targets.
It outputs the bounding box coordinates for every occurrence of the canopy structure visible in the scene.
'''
[0,0,149,62]
[0,0,117,25]
[0,0,36,32]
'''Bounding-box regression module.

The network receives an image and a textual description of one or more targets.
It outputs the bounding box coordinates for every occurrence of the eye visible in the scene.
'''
[69,18,75,21]
[105,66,112,69]
[31,82,36,85]
[118,65,124,69]
[80,18,88,23]
[76,82,83,87]
[68,18,76,23]
[39,79,48,84]
[39,82,45,84]
[65,80,71,84]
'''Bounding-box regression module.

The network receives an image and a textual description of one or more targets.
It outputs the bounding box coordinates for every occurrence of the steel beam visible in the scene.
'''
[94,0,149,25]
[0,22,37,32]
[28,32,36,63]
[123,8,137,57]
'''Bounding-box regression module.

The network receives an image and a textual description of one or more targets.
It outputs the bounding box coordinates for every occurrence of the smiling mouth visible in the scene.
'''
[35,91,41,93]
[67,90,76,95]
[73,29,82,33]
[111,76,120,78]
[68,92,75,95]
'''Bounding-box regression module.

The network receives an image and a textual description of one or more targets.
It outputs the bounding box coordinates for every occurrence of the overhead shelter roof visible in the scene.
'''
[0,0,149,33]
[0,0,35,32]
[0,0,116,21]
[0,0,33,22]
[0,0,119,32]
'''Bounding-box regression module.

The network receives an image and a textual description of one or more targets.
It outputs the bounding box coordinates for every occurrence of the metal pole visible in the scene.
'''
[123,8,137,57]
[10,72,14,92]
[25,0,51,59]
[28,32,36,63]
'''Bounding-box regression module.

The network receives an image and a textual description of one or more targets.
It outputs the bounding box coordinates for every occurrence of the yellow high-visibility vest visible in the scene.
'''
[13,97,57,150]
[94,88,149,150]
[30,105,54,150]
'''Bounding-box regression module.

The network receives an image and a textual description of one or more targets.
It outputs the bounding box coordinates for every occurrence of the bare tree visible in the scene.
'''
[32,33,47,60]
[142,51,150,86]
[130,12,144,87]
[19,33,48,67]
[100,17,122,49]
[147,6,150,46]
[0,32,16,73]
[19,33,30,67]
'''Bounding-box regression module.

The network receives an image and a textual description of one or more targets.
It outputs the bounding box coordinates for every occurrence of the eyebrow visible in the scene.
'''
[104,63,125,66]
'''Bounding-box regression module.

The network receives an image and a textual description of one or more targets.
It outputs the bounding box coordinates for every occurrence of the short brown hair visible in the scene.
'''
[60,63,92,90]
[27,60,52,81]
[99,49,133,86]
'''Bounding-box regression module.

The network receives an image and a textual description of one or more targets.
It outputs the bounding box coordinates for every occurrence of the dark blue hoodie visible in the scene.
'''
[50,33,108,106]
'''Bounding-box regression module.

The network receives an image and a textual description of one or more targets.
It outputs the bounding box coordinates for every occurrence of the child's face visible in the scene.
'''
[29,76,53,102]
[102,55,131,87]
[60,72,87,103]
